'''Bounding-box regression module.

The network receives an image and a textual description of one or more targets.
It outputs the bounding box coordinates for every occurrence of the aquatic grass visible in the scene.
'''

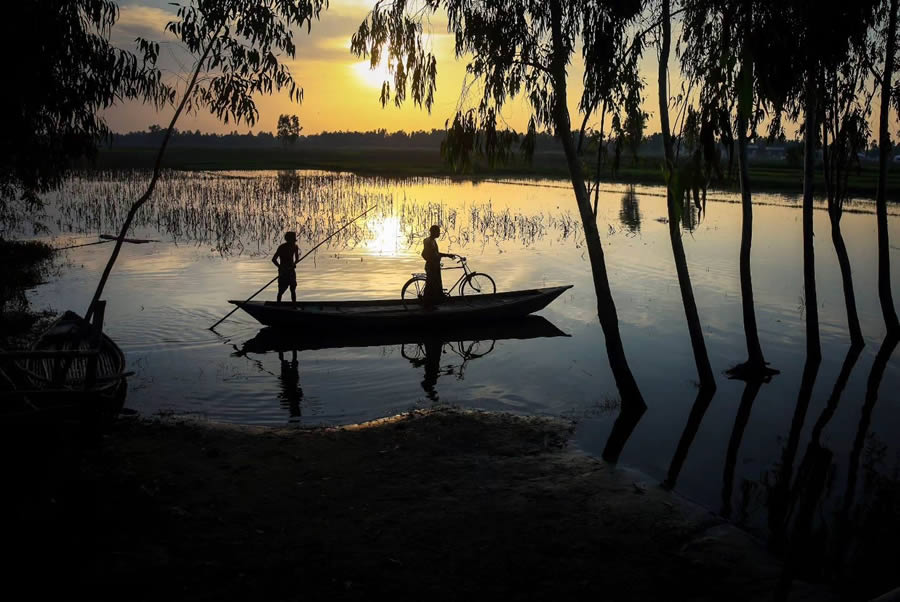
[30,170,583,256]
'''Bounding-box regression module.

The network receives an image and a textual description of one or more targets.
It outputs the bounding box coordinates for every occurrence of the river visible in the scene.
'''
[25,169,900,593]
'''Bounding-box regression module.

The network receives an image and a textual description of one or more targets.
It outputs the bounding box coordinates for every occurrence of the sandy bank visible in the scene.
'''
[7,409,833,601]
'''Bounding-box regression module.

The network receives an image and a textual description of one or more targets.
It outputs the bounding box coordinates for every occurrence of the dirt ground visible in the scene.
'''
[5,409,834,601]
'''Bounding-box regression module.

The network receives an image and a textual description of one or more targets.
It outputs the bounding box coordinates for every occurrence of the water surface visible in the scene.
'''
[25,170,900,595]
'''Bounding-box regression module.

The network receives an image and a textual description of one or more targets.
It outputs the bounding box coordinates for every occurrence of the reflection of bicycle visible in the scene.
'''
[401,256,496,303]
[400,339,497,380]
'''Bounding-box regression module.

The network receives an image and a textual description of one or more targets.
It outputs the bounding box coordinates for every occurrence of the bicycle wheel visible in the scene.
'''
[401,276,427,307]
[460,272,496,296]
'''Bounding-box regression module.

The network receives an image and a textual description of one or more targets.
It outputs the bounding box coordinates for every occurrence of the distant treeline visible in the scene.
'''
[109,126,563,151]
[108,127,829,164]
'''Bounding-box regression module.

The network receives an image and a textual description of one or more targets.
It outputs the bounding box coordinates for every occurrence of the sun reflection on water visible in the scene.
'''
[365,215,406,256]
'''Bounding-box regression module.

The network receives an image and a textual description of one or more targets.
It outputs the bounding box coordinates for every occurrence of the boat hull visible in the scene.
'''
[20,311,128,419]
[229,285,573,329]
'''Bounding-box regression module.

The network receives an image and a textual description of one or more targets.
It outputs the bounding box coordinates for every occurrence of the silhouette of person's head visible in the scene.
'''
[284,231,297,243]
[429,225,440,239]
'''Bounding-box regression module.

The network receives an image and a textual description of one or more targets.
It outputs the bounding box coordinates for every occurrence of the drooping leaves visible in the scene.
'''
[1,0,173,226]
[147,0,328,128]
[352,0,643,170]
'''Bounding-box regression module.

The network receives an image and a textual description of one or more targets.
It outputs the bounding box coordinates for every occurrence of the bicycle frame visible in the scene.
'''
[437,258,475,296]
[402,256,494,301]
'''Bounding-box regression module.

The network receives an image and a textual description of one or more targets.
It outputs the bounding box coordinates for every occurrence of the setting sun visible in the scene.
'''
[352,58,393,90]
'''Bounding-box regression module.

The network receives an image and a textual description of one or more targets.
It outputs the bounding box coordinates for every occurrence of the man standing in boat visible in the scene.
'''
[272,231,300,305]
[422,225,456,309]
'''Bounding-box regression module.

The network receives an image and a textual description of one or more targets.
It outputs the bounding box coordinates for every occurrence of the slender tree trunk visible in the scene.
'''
[549,1,645,410]
[658,0,716,388]
[736,130,767,368]
[734,12,767,374]
[593,101,607,218]
[876,0,900,336]
[802,67,821,361]
[831,220,865,347]
[85,28,222,321]
[823,81,865,349]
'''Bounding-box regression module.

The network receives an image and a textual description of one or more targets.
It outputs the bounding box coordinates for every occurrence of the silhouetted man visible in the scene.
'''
[272,231,300,305]
[421,225,455,309]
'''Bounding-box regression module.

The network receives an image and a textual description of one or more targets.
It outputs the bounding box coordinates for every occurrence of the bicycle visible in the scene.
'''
[400,256,496,305]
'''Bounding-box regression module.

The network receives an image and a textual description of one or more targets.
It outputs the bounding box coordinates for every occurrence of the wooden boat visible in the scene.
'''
[229,285,573,329]
[2,308,128,422]
[237,315,570,354]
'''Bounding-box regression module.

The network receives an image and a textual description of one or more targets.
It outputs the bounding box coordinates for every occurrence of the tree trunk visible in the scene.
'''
[85,28,221,322]
[658,0,716,389]
[802,69,821,361]
[731,4,767,375]
[823,74,865,349]
[876,0,900,336]
[549,1,645,411]
[830,220,864,347]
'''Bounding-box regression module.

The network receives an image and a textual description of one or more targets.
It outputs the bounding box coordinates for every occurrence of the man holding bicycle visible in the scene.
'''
[421,225,456,309]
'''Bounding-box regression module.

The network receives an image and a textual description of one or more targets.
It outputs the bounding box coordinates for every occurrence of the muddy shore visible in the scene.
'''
[5,408,839,601]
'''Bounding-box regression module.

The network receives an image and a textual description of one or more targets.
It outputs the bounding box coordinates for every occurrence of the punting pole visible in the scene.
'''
[209,205,377,331]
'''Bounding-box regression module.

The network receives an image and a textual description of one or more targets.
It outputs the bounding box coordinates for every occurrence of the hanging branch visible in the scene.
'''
[85,26,222,321]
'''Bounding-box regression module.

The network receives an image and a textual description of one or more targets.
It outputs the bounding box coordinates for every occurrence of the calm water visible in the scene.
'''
[24,170,900,594]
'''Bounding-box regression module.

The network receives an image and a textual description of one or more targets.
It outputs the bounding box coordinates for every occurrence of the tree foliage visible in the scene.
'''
[352,0,643,167]
[145,0,327,127]
[87,0,328,316]
[1,0,172,227]
[277,114,303,146]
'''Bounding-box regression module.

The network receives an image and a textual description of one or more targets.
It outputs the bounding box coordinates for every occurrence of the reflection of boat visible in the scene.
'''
[235,315,569,409]
[229,285,573,329]
[237,315,570,354]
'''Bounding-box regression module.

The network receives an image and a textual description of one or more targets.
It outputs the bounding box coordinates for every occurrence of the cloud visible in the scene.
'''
[115,4,174,38]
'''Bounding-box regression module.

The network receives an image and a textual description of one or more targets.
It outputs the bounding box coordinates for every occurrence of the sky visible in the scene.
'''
[104,1,891,140]
[105,0,670,136]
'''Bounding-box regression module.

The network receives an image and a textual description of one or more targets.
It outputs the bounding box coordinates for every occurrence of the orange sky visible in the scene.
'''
[104,1,665,136]
[105,1,892,140]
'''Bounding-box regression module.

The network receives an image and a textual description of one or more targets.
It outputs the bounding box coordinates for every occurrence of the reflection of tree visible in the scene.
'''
[721,379,764,519]
[276,170,302,193]
[277,350,303,422]
[662,386,716,490]
[832,335,898,596]
[601,396,646,465]
[618,187,641,234]
[767,355,820,552]
[770,345,860,594]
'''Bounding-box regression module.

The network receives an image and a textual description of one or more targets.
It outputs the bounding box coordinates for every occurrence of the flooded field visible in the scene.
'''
[21,169,900,593]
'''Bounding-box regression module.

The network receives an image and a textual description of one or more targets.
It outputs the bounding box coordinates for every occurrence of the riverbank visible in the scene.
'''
[7,408,835,601]
[91,146,900,200]
[0,239,55,344]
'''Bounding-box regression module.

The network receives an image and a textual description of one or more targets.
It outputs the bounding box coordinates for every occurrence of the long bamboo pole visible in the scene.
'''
[209,205,377,331]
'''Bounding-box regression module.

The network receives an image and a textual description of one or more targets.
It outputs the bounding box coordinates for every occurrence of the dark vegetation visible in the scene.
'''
[0,240,55,341]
